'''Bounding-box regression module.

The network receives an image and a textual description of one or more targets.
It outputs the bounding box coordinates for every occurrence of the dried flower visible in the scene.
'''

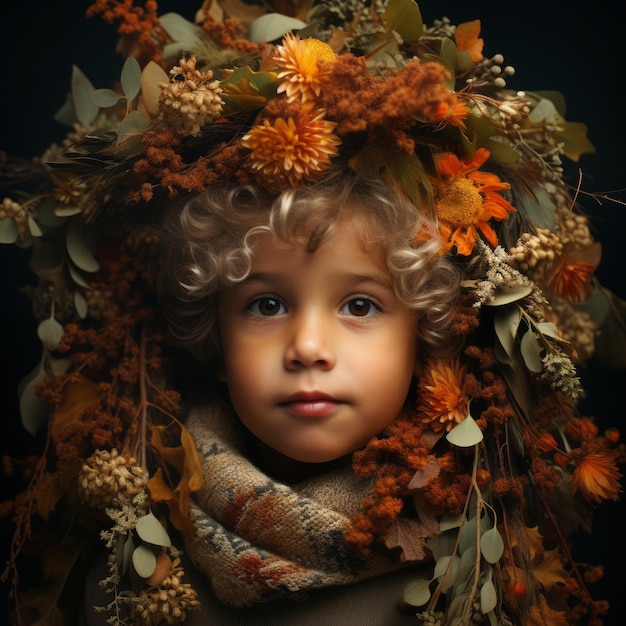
[242,102,341,190]
[570,453,621,504]
[429,148,516,255]
[78,448,148,509]
[274,33,337,103]
[158,57,223,137]
[417,357,470,432]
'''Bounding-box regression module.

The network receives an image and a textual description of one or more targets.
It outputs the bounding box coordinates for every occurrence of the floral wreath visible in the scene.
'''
[1,1,625,625]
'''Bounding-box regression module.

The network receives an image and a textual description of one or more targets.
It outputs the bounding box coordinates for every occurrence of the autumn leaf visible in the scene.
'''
[384,517,435,562]
[148,423,203,530]
[534,547,570,591]
[528,597,570,626]
[408,455,440,489]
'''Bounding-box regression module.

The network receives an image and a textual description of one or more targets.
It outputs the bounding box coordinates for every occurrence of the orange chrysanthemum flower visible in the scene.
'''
[417,357,470,432]
[430,148,516,255]
[242,103,341,191]
[570,453,622,504]
[274,33,337,103]
[454,20,484,63]
[547,256,597,303]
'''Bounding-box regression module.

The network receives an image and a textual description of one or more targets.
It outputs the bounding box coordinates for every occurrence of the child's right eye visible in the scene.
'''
[247,297,286,317]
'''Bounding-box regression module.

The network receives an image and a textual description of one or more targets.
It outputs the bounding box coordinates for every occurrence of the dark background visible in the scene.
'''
[1,1,625,623]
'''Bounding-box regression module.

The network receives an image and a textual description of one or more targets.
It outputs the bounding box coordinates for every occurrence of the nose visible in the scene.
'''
[284,310,336,371]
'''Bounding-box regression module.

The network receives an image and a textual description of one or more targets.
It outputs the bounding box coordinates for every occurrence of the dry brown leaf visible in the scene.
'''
[408,455,440,489]
[384,518,434,562]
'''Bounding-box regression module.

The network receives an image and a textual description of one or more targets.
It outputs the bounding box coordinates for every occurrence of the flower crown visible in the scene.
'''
[2,1,625,625]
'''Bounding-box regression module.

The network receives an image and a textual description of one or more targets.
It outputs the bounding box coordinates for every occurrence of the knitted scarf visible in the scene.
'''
[183,401,404,607]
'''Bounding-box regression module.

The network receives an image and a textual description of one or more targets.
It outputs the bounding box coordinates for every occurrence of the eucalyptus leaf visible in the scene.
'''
[135,512,171,547]
[90,88,124,108]
[71,65,99,126]
[37,318,65,351]
[515,185,557,230]
[494,307,522,363]
[427,531,456,561]
[440,514,465,532]
[18,362,51,435]
[486,285,533,306]
[520,328,543,373]
[433,555,461,591]
[480,527,504,563]
[480,576,498,614]
[27,215,43,237]
[116,110,151,145]
[37,198,68,227]
[248,13,307,44]
[0,217,18,244]
[67,216,99,273]
[122,533,135,574]
[458,515,478,555]
[132,543,157,578]
[446,415,483,447]
[402,578,432,607]
[385,0,424,42]
[460,545,478,570]
[68,263,90,288]
[74,291,88,319]
[537,321,562,341]
[160,12,203,46]
[54,205,82,217]
[121,57,142,101]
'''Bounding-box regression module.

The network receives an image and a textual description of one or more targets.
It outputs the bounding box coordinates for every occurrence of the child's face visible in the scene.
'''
[217,221,419,464]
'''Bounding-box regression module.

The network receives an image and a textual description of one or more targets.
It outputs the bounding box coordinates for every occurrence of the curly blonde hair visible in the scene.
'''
[158,168,461,365]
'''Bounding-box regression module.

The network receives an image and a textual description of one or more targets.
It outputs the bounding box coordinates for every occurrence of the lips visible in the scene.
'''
[278,391,343,417]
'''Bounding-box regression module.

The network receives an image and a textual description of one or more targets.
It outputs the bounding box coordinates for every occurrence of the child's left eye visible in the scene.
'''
[341,297,380,318]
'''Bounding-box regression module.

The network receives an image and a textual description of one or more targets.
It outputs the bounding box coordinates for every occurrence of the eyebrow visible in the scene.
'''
[240,271,394,291]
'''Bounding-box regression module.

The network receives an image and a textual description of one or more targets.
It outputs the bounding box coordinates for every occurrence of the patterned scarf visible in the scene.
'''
[183,401,404,607]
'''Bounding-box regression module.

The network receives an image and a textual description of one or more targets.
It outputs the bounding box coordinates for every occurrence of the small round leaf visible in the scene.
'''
[403,579,432,607]
[446,416,483,447]
[132,543,157,578]
[37,318,65,351]
[136,512,172,547]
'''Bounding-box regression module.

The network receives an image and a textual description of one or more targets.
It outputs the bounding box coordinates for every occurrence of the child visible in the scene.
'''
[152,167,461,623]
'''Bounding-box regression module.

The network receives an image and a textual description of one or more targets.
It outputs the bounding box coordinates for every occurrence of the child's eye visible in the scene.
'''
[341,297,380,318]
[247,297,286,317]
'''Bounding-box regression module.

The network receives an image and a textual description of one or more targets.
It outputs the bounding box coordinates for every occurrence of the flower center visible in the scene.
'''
[434,177,483,227]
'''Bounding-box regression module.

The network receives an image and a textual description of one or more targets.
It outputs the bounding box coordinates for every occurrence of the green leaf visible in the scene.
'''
[483,137,520,164]
[403,579,432,607]
[0,217,18,244]
[480,574,498,614]
[494,307,522,363]
[90,88,124,109]
[116,110,151,145]
[136,512,172,547]
[54,206,82,217]
[480,527,504,563]
[121,57,142,101]
[18,361,51,435]
[248,13,307,44]
[515,185,557,230]
[132,543,157,578]
[486,285,533,306]
[446,415,483,447]
[37,318,65,351]
[433,555,461,589]
[385,0,424,42]
[68,263,90,288]
[160,11,203,48]
[66,216,99,273]
[27,215,43,237]
[74,291,88,319]
[557,120,596,162]
[440,514,465,532]
[141,61,169,117]
[520,328,543,373]
[71,65,99,126]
